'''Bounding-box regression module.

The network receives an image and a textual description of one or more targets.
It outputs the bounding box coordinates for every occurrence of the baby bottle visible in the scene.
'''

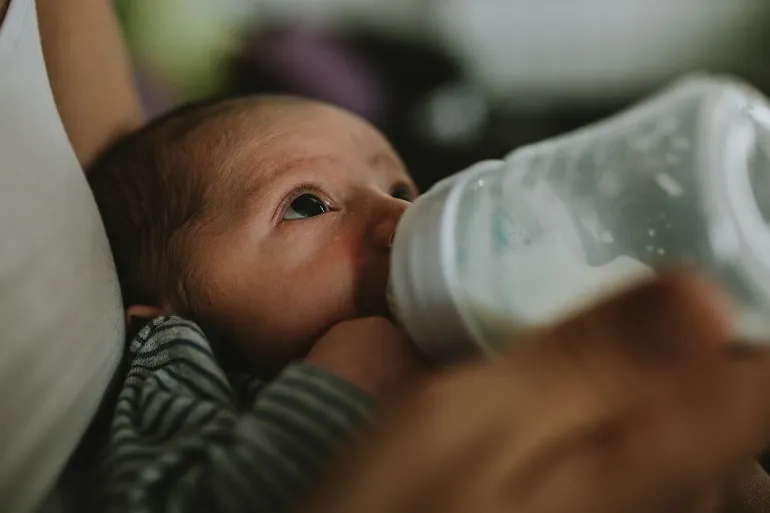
[389,74,770,362]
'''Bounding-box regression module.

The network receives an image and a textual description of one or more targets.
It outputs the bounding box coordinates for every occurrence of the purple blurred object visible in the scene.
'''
[241,25,387,123]
[134,66,182,120]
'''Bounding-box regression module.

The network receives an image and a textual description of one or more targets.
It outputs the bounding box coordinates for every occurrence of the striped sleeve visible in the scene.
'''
[91,316,378,513]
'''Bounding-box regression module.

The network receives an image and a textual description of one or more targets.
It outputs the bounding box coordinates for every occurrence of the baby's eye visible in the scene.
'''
[284,193,330,220]
[391,185,415,202]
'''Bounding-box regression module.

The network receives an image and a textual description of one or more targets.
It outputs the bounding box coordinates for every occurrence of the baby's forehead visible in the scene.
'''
[207,99,400,170]
[186,97,406,202]
[221,99,383,146]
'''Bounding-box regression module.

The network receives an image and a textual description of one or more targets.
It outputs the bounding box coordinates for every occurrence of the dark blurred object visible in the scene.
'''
[227,24,637,190]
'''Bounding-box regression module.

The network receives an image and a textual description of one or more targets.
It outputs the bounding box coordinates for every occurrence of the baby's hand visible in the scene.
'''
[305,317,428,406]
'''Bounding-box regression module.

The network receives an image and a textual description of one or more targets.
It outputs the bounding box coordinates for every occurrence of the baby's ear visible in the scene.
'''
[125,305,169,331]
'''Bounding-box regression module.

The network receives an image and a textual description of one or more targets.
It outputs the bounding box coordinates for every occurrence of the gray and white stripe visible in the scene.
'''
[91,316,377,513]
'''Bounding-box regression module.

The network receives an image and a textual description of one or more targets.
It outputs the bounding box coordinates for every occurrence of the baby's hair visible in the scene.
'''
[88,97,228,312]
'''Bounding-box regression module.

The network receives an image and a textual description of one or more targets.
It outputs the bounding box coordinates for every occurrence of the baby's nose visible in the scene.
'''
[371,198,409,251]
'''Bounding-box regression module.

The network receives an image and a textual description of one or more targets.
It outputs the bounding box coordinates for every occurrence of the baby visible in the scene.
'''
[87,96,426,513]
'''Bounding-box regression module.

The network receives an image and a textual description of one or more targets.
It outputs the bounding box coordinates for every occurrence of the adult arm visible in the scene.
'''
[37,0,143,166]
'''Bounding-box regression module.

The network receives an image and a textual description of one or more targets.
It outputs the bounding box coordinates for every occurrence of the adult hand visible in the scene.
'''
[299,273,770,513]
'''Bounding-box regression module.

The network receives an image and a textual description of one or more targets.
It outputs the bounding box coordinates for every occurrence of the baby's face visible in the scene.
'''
[186,101,417,372]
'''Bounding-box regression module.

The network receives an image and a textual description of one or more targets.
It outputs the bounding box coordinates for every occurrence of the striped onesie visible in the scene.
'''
[90,315,377,513]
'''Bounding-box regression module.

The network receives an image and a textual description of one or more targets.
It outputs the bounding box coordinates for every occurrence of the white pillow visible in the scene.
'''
[0,1,124,512]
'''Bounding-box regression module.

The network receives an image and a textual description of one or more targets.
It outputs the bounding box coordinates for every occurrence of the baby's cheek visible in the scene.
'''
[277,226,373,323]
[327,232,390,316]
[313,234,370,312]
[320,237,363,291]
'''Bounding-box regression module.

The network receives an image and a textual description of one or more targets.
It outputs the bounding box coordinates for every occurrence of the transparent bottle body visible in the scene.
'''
[443,75,770,351]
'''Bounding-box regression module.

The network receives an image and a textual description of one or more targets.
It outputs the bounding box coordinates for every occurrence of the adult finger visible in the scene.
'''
[491,272,733,461]
[407,273,736,510]
[693,345,770,465]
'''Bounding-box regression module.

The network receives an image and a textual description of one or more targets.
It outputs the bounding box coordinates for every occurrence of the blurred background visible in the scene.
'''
[116,0,770,191]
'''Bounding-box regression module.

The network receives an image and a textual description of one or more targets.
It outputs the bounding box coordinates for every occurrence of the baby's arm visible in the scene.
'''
[92,316,379,513]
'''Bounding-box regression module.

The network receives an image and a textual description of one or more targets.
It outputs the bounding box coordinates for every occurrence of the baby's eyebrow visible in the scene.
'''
[236,154,340,203]
[368,151,403,171]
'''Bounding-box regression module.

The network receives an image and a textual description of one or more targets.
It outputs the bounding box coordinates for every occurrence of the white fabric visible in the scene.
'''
[0,1,124,512]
